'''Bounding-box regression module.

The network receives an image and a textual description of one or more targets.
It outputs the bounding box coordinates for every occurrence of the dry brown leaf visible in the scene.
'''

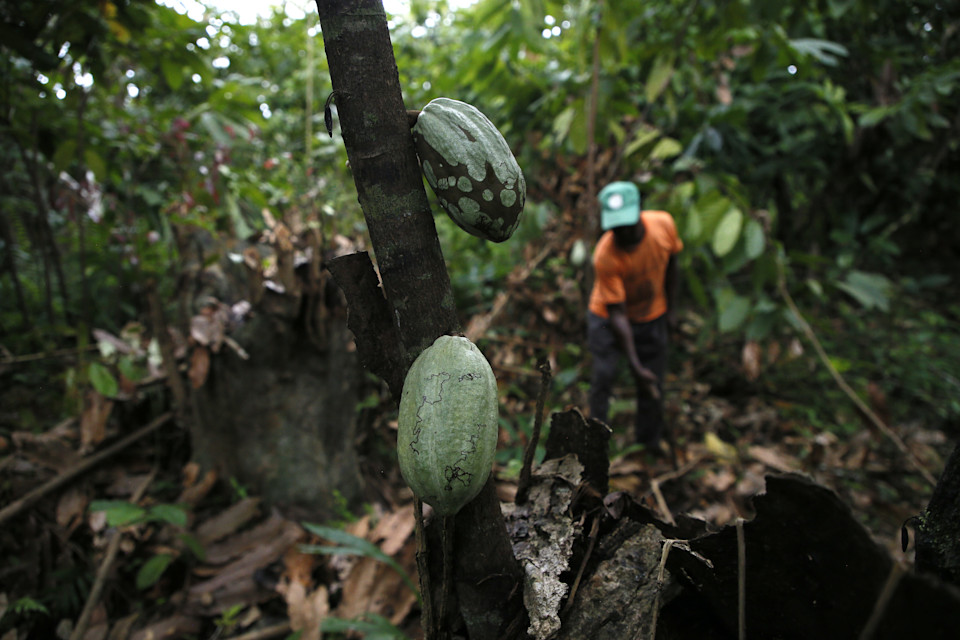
[187,347,210,389]
[735,464,767,498]
[716,83,733,106]
[370,504,415,557]
[283,543,317,587]
[281,581,328,640]
[188,519,304,615]
[106,612,139,640]
[80,389,113,451]
[701,468,737,493]
[177,468,218,507]
[181,462,200,487]
[129,614,202,640]
[56,485,88,532]
[193,497,262,546]
[81,620,109,640]
[748,445,801,473]
[104,472,153,498]
[189,305,227,351]
[202,512,289,567]
[741,340,762,382]
[334,552,418,627]
[14,429,81,474]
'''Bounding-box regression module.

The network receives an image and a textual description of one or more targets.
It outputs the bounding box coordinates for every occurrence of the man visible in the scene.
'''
[587,181,683,447]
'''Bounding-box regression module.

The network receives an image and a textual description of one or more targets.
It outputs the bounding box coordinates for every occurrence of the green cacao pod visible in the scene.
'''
[412,97,526,243]
[397,335,499,516]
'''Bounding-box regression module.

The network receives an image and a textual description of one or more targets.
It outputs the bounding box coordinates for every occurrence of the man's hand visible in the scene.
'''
[634,366,661,401]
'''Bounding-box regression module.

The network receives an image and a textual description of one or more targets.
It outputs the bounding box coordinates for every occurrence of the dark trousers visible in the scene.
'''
[587,311,668,445]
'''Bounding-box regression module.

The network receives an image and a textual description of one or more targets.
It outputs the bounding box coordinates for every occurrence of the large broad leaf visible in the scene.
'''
[835,270,892,311]
[712,207,744,257]
[694,191,732,238]
[645,53,675,103]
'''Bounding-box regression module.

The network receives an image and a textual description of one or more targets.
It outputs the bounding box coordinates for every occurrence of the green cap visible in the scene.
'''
[599,181,641,230]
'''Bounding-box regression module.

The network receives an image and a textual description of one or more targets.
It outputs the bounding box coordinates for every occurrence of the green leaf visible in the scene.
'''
[645,53,675,103]
[649,137,683,160]
[88,362,119,397]
[712,207,744,257]
[743,219,766,260]
[179,532,207,561]
[321,614,410,640]
[11,596,50,616]
[84,149,108,181]
[301,523,421,604]
[148,504,188,528]
[788,38,848,66]
[53,140,78,173]
[117,356,146,383]
[623,126,661,158]
[716,289,751,333]
[835,270,892,311]
[551,106,575,143]
[161,59,184,91]
[683,207,703,244]
[859,105,895,128]
[136,554,174,590]
[90,500,146,526]
[693,191,732,238]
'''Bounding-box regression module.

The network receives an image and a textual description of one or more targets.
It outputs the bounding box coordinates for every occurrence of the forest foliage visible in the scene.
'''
[2,0,960,637]
[2,0,958,429]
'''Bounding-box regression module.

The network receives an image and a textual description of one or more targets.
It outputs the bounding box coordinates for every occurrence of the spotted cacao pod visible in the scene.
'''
[397,335,499,515]
[412,97,526,243]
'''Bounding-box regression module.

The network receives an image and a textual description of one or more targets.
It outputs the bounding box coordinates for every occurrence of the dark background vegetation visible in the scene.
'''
[1,0,958,637]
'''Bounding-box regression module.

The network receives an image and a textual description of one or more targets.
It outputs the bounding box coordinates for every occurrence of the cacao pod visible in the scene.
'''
[412,97,526,242]
[397,335,499,515]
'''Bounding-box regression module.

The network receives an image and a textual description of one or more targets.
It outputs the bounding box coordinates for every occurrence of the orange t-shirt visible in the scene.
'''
[588,211,683,322]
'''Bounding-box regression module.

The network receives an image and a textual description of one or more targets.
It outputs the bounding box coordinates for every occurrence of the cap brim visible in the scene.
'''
[601,209,639,230]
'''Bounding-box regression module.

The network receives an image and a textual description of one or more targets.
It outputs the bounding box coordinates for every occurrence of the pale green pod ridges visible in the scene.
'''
[412,97,526,243]
[397,335,499,516]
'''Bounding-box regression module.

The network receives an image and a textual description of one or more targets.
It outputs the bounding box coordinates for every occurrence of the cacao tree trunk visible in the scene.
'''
[315,1,524,637]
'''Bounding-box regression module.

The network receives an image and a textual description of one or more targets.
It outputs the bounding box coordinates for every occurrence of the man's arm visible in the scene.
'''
[607,302,660,399]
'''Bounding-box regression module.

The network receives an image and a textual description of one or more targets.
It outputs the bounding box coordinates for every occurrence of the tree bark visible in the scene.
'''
[915,442,960,586]
[315,2,523,637]
[316,0,458,364]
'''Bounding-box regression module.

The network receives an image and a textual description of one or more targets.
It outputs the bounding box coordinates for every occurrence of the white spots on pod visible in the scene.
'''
[457,176,473,192]
[458,197,481,215]
[422,160,437,188]
[500,189,517,208]
[482,189,494,202]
